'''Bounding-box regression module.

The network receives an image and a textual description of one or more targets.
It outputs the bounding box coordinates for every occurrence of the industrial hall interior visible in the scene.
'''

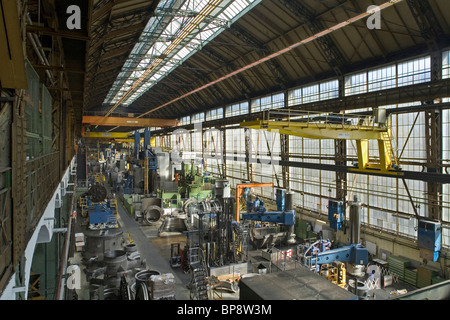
[1,0,450,302]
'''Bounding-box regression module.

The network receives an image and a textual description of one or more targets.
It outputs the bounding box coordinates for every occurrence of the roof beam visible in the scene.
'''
[25,25,90,41]
[139,0,405,117]
[228,24,291,89]
[82,131,132,138]
[406,0,444,50]
[82,115,179,127]
[279,0,346,75]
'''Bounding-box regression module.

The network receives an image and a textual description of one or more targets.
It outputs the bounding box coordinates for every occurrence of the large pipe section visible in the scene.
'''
[349,195,361,245]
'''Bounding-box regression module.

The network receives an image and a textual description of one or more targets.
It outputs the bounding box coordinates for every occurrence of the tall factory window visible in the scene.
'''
[442,100,450,248]
[320,139,336,204]
[251,93,284,113]
[345,72,367,96]
[179,116,190,125]
[443,50,450,79]
[287,87,302,106]
[368,64,396,91]
[171,128,190,153]
[191,112,205,124]
[225,101,248,118]
[203,128,223,176]
[225,128,246,186]
[397,56,431,87]
[319,80,339,100]
[205,107,223,121]
[288,135,323,213]
[302,84,319,104]
[191,130,202,154]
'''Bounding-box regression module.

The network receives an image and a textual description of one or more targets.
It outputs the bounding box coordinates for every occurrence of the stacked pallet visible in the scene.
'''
[404,267,418,286]
[387,256,411,281]
[150,273,175,300]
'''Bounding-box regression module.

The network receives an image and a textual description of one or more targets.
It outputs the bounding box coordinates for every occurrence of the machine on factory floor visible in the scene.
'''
[84,242,170,300]
[319,261,347,288]
[298,196,369,281]
[78,184,118,230]
[181,179,249,299]
[239,184,296,249]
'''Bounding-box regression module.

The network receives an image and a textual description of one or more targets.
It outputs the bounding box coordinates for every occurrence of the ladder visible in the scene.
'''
[381,131,398,168]
[191,264,209,300]
[144,158,149,195]
[189,247,209,300]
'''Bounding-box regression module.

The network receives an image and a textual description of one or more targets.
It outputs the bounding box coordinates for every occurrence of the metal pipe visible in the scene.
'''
[26,14,55,84]
[349,195,361,245]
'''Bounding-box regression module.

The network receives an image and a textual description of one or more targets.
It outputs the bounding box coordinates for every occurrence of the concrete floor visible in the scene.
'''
[69,191,421,301]
[70,193,242,300]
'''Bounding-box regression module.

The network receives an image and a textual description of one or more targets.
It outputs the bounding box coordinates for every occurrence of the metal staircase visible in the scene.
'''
[381,130,398,168]
[188,247,209,300]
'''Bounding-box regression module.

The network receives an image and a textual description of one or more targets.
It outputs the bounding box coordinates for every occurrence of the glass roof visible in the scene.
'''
[103,0,262,108]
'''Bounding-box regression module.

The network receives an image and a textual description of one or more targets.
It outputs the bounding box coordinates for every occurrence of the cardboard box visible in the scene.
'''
[75,233,84,242]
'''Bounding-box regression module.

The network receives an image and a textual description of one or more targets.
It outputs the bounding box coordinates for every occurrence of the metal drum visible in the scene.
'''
[144,205,162,224]
[104,249,127,276]
[83,228,124,260]
[124,243,137,253]
[135,269,161,287]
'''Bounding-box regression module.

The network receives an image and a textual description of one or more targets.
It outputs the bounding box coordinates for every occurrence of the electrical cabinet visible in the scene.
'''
[418,220,441,262]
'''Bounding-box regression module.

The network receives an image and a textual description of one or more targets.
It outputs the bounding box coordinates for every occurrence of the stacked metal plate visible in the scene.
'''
[387,256,411,281]
[404,267,417,286]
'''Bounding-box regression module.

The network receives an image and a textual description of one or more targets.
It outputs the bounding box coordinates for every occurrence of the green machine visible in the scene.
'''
[156,161,216,210]
[178,162,214,202]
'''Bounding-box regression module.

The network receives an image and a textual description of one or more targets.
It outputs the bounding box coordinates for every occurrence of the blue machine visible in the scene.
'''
[276,189,285,211]
[328,200,344,231]
[134,131,140,159]
[123,175,133,194]
[136,128,157,170]
[88,203,116,227]
[145,149,158,171]
[305,243,369,266]
[242,196,295,226]
[242,210,295,226]
[418,219,441,262]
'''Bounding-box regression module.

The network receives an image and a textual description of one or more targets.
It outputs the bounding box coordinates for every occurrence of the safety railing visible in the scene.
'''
[262,109,388,131]
[24,152,60,240]
[0,167,13,291]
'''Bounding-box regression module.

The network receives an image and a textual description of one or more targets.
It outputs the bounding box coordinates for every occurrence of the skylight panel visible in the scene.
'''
[103,0,262,107]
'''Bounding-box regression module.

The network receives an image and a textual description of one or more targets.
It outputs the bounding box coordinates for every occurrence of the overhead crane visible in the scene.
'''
[240,109,402,177]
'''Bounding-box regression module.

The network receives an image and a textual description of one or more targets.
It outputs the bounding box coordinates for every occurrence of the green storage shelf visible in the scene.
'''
[388,256,411,280]
[404,267,417,286]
